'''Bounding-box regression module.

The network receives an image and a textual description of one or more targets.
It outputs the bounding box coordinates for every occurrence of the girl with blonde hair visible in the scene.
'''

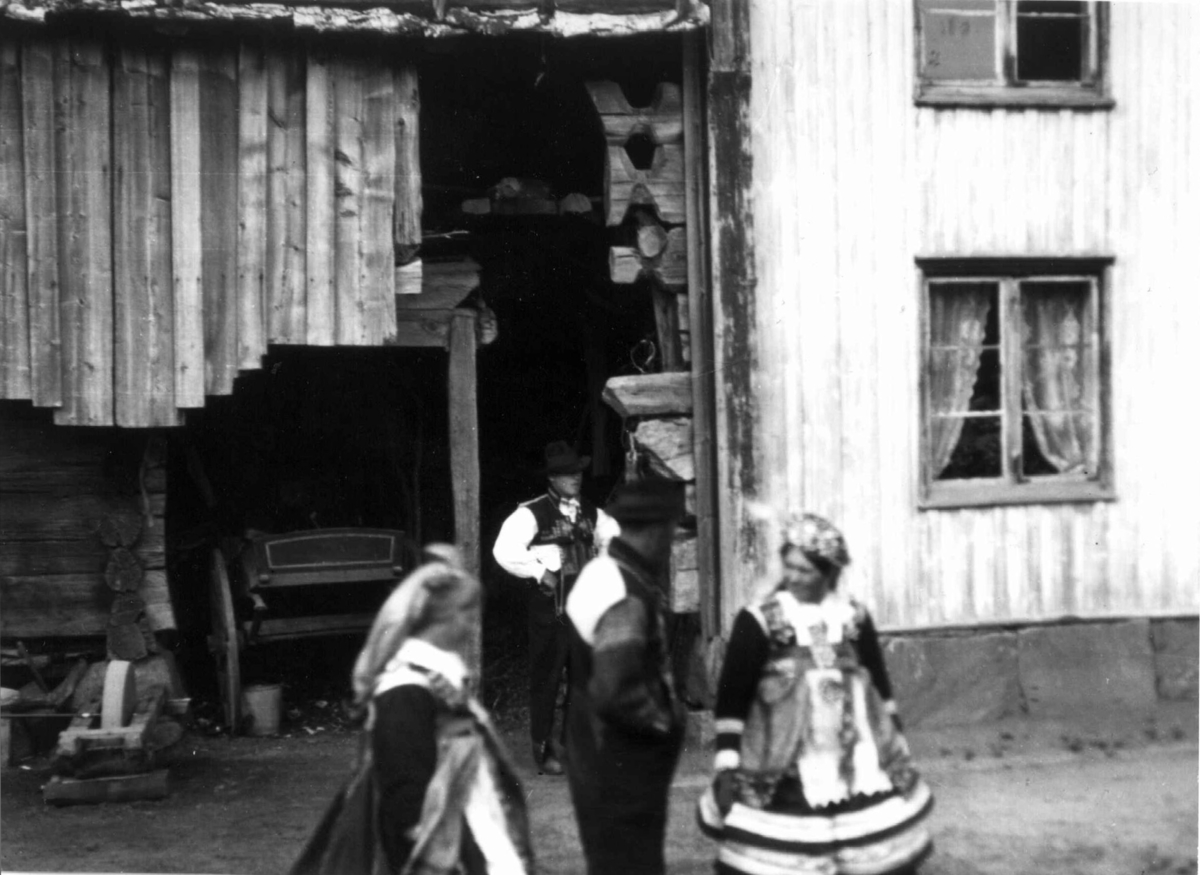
[293,545,533,875]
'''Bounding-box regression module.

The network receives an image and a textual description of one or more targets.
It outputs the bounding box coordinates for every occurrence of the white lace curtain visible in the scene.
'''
[928,285,992,478]
[1021,288,1096,475]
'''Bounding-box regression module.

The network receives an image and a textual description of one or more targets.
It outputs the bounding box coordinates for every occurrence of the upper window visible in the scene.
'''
[915,1,1112,109]
[918,258,1114,509]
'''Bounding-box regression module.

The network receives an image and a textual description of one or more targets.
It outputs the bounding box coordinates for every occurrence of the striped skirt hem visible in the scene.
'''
[697,780,934,875]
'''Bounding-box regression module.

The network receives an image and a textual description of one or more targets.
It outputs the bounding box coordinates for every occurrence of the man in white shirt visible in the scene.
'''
[492,441,618,775]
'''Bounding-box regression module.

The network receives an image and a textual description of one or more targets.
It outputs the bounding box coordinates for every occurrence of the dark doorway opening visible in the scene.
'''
[419,34,684,723]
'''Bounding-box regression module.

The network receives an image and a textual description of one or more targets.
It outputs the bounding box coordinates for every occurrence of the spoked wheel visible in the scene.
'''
[207,548,242,732]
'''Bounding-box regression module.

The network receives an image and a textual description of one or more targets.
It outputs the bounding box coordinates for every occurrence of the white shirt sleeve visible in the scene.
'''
[594,508,620,554]
[492,505,562,581]
[565,555,627,646]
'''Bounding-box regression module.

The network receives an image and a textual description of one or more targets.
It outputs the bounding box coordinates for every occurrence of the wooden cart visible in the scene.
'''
[207,528,417,731]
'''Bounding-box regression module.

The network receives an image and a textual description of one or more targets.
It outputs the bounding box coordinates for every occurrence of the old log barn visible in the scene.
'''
[0,0,1196,735]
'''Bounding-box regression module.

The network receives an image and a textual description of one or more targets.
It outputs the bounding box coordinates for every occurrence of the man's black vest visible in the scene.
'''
[522,492,598,581]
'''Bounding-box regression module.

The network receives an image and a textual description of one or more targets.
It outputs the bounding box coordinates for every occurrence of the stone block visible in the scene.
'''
[1151,619,1199,701]
[1018,620,1157,719]
[883,632,1021,728]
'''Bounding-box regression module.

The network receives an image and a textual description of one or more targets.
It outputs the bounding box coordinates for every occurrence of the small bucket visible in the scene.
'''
[241,684,283,737]
[0,687,17,767]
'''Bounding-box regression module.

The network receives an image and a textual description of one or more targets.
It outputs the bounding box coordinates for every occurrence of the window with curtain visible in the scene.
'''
[914,0,1112,109]
[918,258,1114,508]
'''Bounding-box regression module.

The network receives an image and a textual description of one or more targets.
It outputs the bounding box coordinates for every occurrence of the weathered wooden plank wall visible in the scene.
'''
[20,38,62,410]
[114,45,178,428]
[745,0,1200,631]
[0,33,415,423]
[170,50,206,410]
[53,38,114,427]
[266,47,308,345]
[0,408,174,638]
[199,46,242,396]
[0,40,29,400]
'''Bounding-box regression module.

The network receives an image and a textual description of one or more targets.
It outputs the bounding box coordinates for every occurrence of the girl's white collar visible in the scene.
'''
[383,637,468,689]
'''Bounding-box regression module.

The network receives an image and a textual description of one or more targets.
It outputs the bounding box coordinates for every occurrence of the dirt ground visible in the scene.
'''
[1,703,1196,875]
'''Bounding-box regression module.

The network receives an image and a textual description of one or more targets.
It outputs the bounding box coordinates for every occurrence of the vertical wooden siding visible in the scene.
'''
[0,35,413,424]
[746,0,1199,630]
[114,45,178,427]
[0,40,29,400]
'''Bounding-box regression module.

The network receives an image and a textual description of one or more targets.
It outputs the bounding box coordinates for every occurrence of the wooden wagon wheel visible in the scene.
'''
[207,548,242,732]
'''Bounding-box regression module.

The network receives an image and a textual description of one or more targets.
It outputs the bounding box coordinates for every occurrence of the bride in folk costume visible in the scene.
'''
[292,545,533,875]
[698,514,934,875]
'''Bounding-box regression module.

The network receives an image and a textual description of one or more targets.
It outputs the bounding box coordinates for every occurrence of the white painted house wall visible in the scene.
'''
[741,0,1199,631]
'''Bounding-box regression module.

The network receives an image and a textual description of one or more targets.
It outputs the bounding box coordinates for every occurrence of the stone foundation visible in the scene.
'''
[880,617,1196,728]
[1151,619,1200,700]
[883,632,1022,727]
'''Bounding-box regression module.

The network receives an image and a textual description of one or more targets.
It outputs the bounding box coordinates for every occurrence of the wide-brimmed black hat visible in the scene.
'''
[605,479,685,524]
[539,441,590,476]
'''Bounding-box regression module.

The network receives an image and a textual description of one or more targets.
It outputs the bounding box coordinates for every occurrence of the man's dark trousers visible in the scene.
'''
[528,586,570,755]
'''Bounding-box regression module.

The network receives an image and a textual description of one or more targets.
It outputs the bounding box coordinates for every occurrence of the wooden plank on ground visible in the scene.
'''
[359,60,396,344]
[602,372,693,418]
[305,50,335,346]
[114,45,177,427]
[265,45,307,344]
[448,310,480,675]
[44,769,169,805]
[170,49,205,409]
[237,41,268,371]
[333,58,365,346]
[20,37,61,409]
[54,38,113,426]
[393,63,420,266]
[0,38,30,400]
[199,47,240,395]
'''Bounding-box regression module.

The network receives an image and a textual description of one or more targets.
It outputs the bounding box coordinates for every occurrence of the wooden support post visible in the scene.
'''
[447,309,480,675]
[684,30,720,639]
[709,0,761,634]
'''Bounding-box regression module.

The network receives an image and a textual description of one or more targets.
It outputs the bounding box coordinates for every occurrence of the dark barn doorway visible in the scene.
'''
[167,346,453,719]
[419,34,685,720]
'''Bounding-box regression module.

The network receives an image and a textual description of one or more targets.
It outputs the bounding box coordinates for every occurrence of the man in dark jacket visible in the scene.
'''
[563,478,686,875]
[493,441,618,775]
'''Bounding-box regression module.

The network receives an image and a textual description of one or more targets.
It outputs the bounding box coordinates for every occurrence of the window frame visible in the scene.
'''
[916,257,1115,510]
[914,1,1114,110]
